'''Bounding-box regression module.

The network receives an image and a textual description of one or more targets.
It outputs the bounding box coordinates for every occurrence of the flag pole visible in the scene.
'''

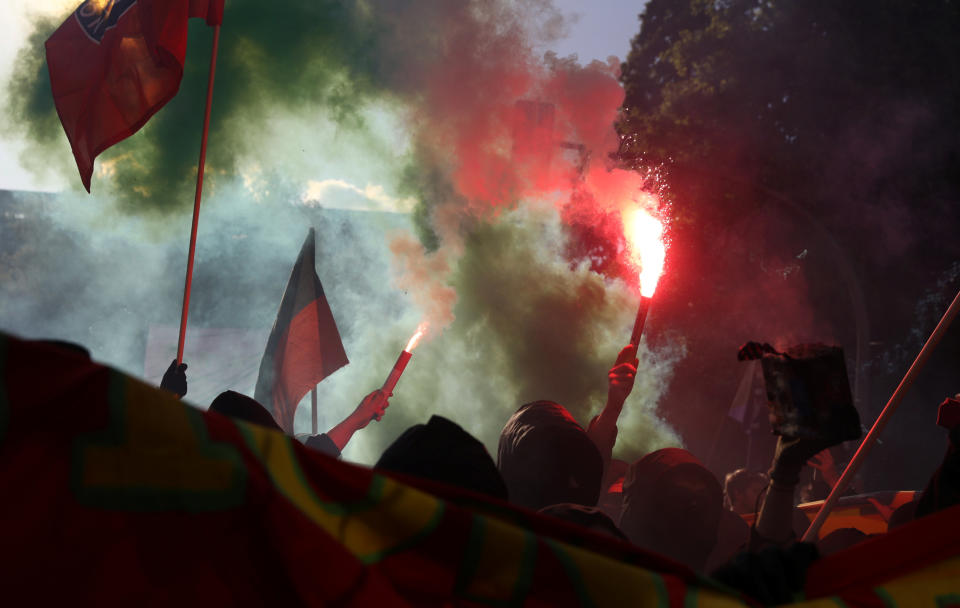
[176,24,222,364]
[802,287,960,542]
[311,387,318,435]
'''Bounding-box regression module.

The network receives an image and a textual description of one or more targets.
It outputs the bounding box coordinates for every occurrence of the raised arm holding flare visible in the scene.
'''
[588,344,639,466]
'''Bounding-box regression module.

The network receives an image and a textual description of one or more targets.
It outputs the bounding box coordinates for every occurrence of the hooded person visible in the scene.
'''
[497,400,603,511]
[208,390,338,456]
[619,448,724,571]
[209,390,283,432]
[376,415,508,501]
[916,396,960,519]
[37,339,92,360]
[203,380,387,459]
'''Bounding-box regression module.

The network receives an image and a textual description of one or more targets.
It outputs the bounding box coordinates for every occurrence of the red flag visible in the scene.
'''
[45,0,224,192]
[254,229,349,433]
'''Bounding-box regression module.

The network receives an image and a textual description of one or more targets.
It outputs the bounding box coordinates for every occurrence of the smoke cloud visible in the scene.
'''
[3,0,683,464]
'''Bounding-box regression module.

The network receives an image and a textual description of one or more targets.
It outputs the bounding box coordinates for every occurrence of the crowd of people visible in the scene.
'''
[152,339,960,602]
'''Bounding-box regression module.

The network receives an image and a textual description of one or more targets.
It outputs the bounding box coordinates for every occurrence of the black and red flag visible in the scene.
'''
[254,229,349,433]
[45,0,224,191]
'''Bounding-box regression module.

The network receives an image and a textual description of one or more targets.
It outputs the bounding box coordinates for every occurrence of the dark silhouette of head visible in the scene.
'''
[497,400,603,511]
[619,448,723,571]
[538,503,628,541]
[376,415,508,501]
[209,391,281,432]
[37,339,91,359]
[723,468,769,514]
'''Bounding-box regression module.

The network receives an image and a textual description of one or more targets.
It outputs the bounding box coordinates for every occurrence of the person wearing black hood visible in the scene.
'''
[619,448,724,571]
[376,415,508,501]
[162,361,388,458]
[208,390,283,431]
[205,388,388,458]
[497,400,603,511]
[915,395,960,519]
[496,342,640,512]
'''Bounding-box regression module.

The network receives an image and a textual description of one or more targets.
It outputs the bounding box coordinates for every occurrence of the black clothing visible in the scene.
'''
[620,448,723,571]
[916,426,960,519]
[377,415,508,501]
[538,503,628,541]
[497,401,603,511]
[303,433,342,458]
[209,390,282,432]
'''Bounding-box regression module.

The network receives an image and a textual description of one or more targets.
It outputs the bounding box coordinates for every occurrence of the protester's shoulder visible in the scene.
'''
[299,433,342,459]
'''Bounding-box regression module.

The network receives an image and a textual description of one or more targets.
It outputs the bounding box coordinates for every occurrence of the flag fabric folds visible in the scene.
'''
[3,330,960,605]
[45,0,224,191]
[254,228,349,433]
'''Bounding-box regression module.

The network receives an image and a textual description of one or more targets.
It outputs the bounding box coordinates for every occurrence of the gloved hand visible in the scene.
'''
[770,435,837,486]
[161,359,188,398]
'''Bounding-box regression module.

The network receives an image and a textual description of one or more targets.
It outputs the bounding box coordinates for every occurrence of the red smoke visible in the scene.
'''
[386,2,666,285]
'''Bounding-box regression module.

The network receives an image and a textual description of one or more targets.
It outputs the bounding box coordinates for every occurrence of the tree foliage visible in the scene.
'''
[617,0,960,335]
[615,0,960,483]
[620,0,960,185]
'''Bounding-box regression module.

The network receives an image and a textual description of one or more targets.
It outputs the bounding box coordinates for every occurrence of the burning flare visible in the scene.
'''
[624,207,666,297]
[405,322,429,352]
[381,322,429,399]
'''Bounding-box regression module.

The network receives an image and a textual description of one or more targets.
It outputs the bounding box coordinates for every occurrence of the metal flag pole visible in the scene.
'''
[802,288,960,541]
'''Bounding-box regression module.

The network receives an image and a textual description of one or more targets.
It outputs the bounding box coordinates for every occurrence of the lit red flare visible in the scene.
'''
[624,207,666,298]
[405,322,429,352]
[622,207,666,347]
[382,322,429,397]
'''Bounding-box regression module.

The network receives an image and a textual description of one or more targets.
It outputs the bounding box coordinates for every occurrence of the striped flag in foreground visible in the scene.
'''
[2,330,960,605]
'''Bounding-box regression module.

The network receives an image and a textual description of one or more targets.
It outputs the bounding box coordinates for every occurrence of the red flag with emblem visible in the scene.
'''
[254,229,350,433]
[45,0,224,191]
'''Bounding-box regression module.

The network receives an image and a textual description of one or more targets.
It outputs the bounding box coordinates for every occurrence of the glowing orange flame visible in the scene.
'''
[625,207,666,298]
[405,322,429,352]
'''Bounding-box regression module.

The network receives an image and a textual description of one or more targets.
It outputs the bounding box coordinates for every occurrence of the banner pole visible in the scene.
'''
[802,288,960,541]
[177,24,221,364]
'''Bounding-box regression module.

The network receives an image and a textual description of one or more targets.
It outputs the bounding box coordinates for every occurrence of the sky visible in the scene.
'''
[0,0,644,194]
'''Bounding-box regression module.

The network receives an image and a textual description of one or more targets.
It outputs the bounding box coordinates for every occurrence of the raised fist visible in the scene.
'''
[161,359,188,398]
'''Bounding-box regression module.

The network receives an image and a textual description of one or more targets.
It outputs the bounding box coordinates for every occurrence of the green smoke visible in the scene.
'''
[5,1,683,466]
[338,207,681,464]
[6,0,398,212]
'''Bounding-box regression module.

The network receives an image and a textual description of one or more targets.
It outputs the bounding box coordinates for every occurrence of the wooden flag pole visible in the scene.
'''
[311,387,319,435]
[176,24,222,364]
[802,288,960,542]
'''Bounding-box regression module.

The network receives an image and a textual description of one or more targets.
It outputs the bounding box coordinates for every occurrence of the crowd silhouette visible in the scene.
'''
[10,334,957,603]
[149,335,960,600]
